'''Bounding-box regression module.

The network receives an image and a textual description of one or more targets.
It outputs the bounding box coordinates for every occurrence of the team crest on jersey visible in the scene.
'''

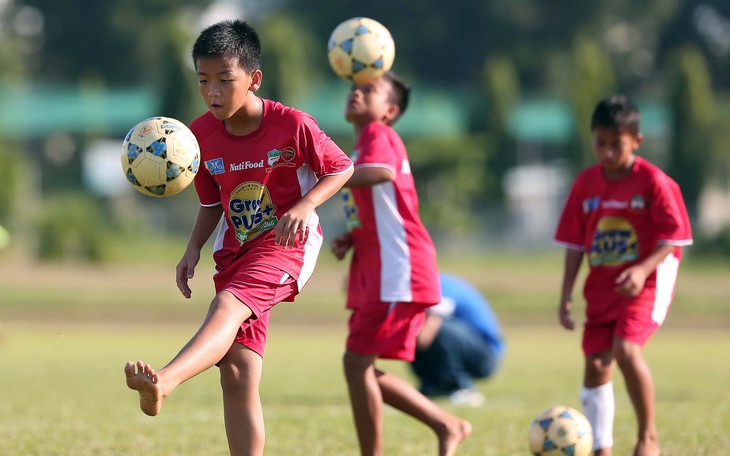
[205,158,225,175]
[589,216,639,266]
[265,147,297,173]
[228,181,278,244]
[630,195,645,210]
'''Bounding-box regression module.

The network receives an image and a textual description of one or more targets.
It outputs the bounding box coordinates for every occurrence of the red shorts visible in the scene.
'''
[214,263,298,357]
[346,301,431,361]
[582,295,665,356]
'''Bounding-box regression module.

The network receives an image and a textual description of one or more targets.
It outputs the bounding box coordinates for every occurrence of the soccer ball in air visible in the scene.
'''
[528,406,593,456]
[327,17,395,84]
[121,116,200,197]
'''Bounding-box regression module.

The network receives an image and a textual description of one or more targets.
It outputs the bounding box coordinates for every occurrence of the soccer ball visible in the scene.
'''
[528,406,593,456]
[121,116,200,197]
[327,17,395,84]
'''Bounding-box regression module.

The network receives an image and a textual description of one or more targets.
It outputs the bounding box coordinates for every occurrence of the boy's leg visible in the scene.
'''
[583,350,615,456]
[125,290,253,416]
[219,342,265,456]
[343,350,384,456]
[376,369,472,456]
[613,338,660,456]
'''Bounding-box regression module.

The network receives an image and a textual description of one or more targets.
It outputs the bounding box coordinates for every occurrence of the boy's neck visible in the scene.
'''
[602,156,636,180]
[224,95,264,136]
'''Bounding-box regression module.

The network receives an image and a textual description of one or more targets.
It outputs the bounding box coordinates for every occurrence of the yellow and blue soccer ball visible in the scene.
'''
[121,116,200,197]
[528,406,593,456]
[327,17,395,84]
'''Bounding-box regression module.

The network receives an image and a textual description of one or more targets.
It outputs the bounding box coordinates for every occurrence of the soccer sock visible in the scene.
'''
[581,382,615,450]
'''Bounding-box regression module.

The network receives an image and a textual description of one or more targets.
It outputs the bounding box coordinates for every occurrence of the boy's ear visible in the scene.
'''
[383,103,400,124]
[634,133,643,149]
[249,69,263,92]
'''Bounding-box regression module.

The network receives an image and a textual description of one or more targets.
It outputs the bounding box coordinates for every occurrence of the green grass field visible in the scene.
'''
[1,250,728,455]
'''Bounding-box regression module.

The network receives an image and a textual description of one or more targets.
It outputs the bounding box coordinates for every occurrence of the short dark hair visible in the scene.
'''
[590,95,641,136]
[382,71,410,125]
[192,19,261,72]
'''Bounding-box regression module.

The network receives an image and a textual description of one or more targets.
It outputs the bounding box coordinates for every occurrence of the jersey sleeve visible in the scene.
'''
[650,174,693,246]
[554,175,587,251]
[355,122,399,174]
[189,117,222,207]
[298,114,353,177]
[193,163,222,206]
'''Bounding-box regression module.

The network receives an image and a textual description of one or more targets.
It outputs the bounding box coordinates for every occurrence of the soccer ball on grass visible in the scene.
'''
[327,17,395,84]
[121,116,200,197]
[528,406,593,456]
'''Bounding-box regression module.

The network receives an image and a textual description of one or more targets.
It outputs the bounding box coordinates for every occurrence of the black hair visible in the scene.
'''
[192,19,261,72]
[382,71,410,125]
[590,95,641,136]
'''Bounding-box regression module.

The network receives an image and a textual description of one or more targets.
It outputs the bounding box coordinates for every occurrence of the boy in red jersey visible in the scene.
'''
[123,19,353,455]
[554,95,692,456]
[331,72,471,456]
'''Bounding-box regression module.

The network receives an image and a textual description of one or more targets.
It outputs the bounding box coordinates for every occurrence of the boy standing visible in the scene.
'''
[124,19,353,456]
[331,72,471,456]
[554,95,692,456]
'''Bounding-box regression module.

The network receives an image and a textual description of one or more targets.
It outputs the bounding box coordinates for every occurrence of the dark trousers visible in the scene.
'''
[410,318,499,396]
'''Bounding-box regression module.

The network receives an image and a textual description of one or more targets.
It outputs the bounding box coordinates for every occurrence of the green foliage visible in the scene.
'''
[406,134,493,235]
[480,55,520,186]
[0,141,24,221]
[667,45,716,218]
[257,13,324,105]
[37,193,114,263]
[692,226,730,259]
[569,36,616,171]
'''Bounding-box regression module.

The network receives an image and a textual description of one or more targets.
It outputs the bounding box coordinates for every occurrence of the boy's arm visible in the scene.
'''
[559,248,584,330]
[275,167,355,248]
[344,166,393,188]
[614,243,677,297]
[176,205,224,298]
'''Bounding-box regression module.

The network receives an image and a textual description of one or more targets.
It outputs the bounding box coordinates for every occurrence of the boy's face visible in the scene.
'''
[196,55,260,121]
[591,127,642,176]
[344,77,399,127]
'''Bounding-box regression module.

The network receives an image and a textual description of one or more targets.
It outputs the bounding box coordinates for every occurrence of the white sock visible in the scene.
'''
[581,382,614,450]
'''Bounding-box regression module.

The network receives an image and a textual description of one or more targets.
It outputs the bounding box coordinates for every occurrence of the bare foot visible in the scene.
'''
[437,417,472,456]
[634,436,660,456]
[124,361,165,416]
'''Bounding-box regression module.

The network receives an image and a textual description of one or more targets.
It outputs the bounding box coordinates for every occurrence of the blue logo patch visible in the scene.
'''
[205,158,225,175]
[582,197,600,214]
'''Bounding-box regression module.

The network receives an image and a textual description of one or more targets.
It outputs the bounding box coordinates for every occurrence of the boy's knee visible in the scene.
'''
[342,351,373,380]
[584,352,613,386]
[612,339,641,366]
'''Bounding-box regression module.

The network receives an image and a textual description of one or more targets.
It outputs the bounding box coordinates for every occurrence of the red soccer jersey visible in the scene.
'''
[190,99,353,290]
[341,122,441,308]
[554,156,693,313]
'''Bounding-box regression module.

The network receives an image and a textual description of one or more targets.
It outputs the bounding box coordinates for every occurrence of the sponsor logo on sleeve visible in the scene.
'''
[205,158,225,175]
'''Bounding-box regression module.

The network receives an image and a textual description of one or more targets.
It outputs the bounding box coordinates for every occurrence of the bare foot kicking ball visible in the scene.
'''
[124,361,164,416]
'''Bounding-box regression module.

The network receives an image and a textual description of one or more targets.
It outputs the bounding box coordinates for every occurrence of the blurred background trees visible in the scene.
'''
[1,0,730,261]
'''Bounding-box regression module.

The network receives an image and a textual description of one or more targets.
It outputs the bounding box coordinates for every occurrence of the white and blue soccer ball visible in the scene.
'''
[121,116,200,197]
[528,406,593,456]
[327,17,395,84]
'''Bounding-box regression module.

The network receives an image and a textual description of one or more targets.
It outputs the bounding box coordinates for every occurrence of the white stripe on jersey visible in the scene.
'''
[652,253,679,325]
[297,164,323,291]
[372,181,412,302]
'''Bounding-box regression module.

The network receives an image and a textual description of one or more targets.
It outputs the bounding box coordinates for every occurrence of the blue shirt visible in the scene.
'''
[438,273,506,357]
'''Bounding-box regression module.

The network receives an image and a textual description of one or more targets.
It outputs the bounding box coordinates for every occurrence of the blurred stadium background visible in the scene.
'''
[0,0,729,261]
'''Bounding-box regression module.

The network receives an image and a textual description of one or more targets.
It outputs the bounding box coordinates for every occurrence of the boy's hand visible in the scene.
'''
[614,265,649,297]
[559,298,575,330]
[275,201,313,248]
[176,249,200,298]
[330,233,353,260]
